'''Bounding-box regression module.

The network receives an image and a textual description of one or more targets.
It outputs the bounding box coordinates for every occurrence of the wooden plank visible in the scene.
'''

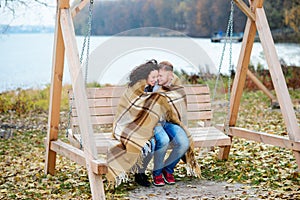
[229,18,257,126]
[229,127,300,151]
[233,0,255,21]
[192,134,230,140]
[218,5,258,160]
[256,8,300,141]
[72,107,116,116]
[71,110,213,126]
[45,8,65,176]
[189,127,225,133]
[71,0,89,18]
[247,69,276,101]
[72,115,115,126]
[86,87,126,98]
[256,0,264,8]
[60,9,106,200]
[93,132,231,151]
[71,95,212,108]
[50,140,108,174]
[187,103,212,111]
[184,85,210,94]
[71,98,121,108]
[70,85,210,98]
[193,138,231,148]
[91,127,231,151]
[60,8,97,157]
[71,102,212,117]
[187,94,211,103]
[59,0,70,9]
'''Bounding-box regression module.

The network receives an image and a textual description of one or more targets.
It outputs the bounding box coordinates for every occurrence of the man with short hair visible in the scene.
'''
[157,61,174,87]
[151,61,190,186]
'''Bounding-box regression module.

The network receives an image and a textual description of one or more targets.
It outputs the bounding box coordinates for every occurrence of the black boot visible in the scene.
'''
[135,173,151,187]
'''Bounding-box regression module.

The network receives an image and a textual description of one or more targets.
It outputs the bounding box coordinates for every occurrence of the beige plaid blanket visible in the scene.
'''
[107,80,201,186]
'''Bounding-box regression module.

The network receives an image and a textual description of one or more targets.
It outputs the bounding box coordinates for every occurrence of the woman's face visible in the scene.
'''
[147,70,158,86]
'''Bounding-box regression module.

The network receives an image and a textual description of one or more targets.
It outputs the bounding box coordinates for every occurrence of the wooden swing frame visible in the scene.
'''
[45,0,300,199]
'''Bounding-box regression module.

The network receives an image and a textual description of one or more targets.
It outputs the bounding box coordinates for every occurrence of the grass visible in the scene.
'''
[0,86,300,199]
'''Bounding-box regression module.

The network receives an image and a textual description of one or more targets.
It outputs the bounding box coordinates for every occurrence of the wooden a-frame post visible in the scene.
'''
[219,0,300,169]
[45,0,105,199]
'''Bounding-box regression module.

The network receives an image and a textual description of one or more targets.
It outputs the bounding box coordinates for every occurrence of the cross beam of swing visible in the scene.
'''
[219,0,300,169]
[45,0,106,199]
[45,0,300,199]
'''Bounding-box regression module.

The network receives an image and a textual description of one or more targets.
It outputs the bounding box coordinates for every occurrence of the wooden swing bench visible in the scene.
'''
[68,84,230,151]
[49,84,231,175]
[46,0,300,198]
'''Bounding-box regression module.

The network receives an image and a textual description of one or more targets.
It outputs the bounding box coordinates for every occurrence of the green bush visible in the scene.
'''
[0,85,70,115]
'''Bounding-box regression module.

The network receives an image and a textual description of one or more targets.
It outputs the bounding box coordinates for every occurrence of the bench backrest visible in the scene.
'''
[69,84,212,132]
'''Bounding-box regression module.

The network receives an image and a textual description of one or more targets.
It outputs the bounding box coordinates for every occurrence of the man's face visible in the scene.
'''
[158,69,173,86]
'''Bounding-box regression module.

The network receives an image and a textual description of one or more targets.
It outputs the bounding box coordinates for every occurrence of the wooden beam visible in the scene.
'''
[229,18,257,126]
[255,8,300,141]
[60,8,106,199]
[72,0,89,18]
[233,0,255,21]
[246,69,276,101]
[229,127,300,151]
[256,0,264,8]
[218,0,258,160]
[50,140,108,174]
[45,7,65,176]
[59,0,70,9]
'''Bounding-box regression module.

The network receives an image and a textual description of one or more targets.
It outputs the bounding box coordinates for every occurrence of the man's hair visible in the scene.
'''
[158,61,173,72]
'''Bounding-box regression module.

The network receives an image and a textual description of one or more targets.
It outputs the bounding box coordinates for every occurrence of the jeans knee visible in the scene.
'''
[182,139,190,152]
[156,135,170,147]
[176,137,189,154]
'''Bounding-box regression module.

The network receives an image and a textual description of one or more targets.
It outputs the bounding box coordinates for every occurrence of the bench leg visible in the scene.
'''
[218,136,232,160]
[89,173,106,200]
[218,146,231,160]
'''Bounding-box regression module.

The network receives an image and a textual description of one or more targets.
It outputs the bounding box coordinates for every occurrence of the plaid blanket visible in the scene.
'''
[107,80,201,186]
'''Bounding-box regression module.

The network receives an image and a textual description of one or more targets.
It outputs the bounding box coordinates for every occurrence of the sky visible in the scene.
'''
[0,0,66,26]
[0,0,114,26]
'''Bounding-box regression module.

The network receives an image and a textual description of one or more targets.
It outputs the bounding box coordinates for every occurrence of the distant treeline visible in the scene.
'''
[73,0,299,40]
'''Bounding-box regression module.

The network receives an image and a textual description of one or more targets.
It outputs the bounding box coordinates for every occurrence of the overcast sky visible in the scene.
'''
[0,0,114,26]
[0,0,60,26]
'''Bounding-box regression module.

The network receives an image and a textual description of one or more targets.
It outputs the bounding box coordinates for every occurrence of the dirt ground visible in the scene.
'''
[127,179,262,200]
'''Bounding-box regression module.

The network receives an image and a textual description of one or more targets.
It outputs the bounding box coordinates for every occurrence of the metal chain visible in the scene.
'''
[212,0,234,101]
[212,0,234,135]
[80,0,93,86]
[66,1,94,147]
[224,0,235,135]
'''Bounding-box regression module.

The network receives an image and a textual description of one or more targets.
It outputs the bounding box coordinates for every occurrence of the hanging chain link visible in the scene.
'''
[212,1,234,100]
[66,1,94,147]
[212,0,234,135]
[224,0,234,135]
[80,0,94,86]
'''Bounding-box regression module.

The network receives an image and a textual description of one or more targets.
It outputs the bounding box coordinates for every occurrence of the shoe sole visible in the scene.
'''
[152,182,165,187]
[163,176,175,185]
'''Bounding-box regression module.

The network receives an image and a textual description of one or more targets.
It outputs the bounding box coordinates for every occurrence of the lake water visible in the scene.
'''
[0,33,299,93]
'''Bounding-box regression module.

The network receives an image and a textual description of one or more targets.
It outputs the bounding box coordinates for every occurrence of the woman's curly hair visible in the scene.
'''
[128,59,158,87]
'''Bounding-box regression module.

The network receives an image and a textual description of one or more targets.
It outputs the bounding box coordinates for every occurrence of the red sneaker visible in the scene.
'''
[162,170,175,184]
[153,174,165,186]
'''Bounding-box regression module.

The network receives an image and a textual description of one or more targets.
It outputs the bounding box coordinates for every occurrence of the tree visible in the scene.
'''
[0,0,52,31]
[284,0,300,33]
[0,0,49,16]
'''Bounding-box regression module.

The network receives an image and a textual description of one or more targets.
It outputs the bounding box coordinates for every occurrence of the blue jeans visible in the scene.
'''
[152,122,189,176]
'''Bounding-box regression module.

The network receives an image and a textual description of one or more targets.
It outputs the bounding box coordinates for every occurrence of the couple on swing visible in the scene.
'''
[107,59,200,188]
